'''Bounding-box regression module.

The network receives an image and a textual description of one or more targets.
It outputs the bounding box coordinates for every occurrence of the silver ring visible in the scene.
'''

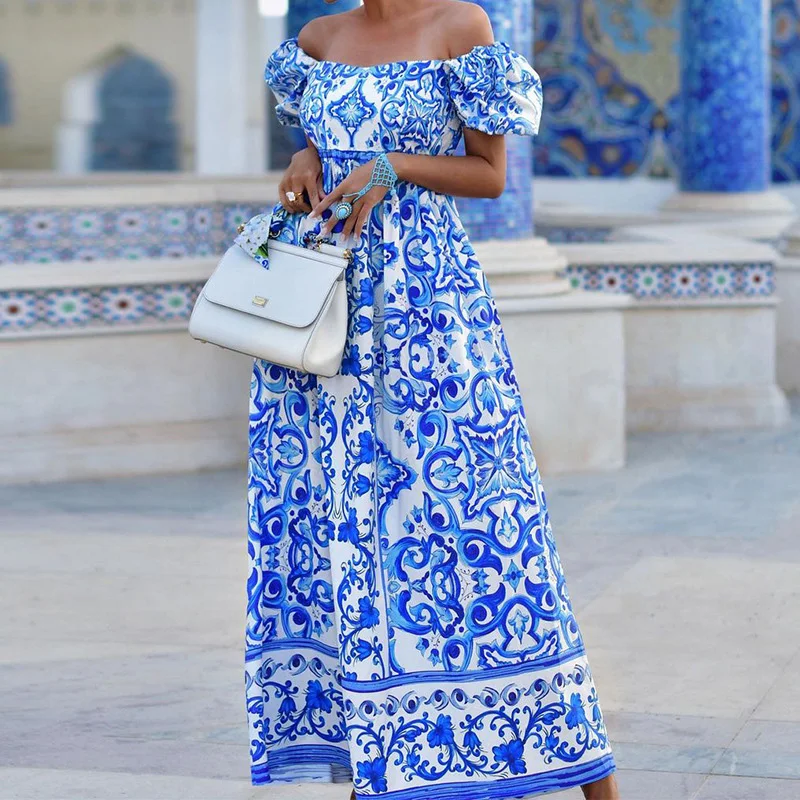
[286,191,298,203]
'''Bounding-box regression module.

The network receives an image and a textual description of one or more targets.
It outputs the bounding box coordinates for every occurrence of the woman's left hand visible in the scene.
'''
[310,157,392,239]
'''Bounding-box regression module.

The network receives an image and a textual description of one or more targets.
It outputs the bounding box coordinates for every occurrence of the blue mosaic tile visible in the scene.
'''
[534,0,667,179]
[771,0,800,183]
[0,282,201,335]
[566,262,776,300]
[534,1,800,183]
[0,203,264,264]
[680,0,769,193]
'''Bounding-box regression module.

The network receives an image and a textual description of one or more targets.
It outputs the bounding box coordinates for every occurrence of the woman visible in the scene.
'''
[246,1,619,798]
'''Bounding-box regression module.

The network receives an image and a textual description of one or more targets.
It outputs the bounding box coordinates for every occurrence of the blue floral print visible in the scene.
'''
[246,37,615,798]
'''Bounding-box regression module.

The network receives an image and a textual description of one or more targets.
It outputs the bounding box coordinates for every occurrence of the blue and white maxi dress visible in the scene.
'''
[246,38,616,799]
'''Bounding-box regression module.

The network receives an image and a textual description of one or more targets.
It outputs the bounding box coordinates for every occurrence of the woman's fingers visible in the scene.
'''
[311,182,345,219]
[294,192,313,213]
[306,177,322,209]
[354,202,373,239]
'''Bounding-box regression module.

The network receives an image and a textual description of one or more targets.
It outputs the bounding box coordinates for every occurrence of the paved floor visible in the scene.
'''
[1,403,799,800]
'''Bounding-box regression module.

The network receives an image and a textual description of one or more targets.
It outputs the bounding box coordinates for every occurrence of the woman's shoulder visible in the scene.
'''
[297,8,358,62]
[436,0,495,59]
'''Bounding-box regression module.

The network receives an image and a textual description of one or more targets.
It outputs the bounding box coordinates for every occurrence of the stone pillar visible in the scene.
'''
[664,0,793,214]
[195,0,250,174]
[286,0,360,39]
[459,0,534,241]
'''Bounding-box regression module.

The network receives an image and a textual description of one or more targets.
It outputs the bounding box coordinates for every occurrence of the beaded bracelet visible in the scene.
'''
[334,153,398,221]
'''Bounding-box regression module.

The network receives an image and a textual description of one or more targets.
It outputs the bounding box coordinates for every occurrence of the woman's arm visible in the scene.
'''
[311,135,506,238]
[390,131,507,199]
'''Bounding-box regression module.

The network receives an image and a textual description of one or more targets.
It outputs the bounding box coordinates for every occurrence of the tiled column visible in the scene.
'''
[665,0,792,213]
[458,0,534,241]
[287,0,360,39]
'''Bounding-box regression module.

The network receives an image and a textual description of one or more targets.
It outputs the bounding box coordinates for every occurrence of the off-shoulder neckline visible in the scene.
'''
[288,37,507,72]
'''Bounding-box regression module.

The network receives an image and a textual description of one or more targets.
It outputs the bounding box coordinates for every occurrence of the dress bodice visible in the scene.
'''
[265,38,543,161]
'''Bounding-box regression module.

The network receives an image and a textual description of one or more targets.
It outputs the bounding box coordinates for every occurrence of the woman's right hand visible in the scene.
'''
[279,146,324,214]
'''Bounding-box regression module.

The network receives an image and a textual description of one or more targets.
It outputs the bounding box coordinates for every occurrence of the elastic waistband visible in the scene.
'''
[317,147,384,162]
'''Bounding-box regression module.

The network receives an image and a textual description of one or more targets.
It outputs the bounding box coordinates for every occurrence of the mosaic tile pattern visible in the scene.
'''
[534,0,667,179]
[0,282,201,336]
[534,0,800,184]
[454,0,535,242]
[680,0,769,193]
[771,0,800,183]
[0,203,264,264]
[566,262,776,299]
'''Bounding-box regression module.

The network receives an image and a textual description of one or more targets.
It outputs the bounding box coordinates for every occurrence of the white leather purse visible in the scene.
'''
[189,213,351,377]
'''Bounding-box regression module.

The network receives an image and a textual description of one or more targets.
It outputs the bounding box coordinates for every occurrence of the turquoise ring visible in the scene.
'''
[335,201,353,221]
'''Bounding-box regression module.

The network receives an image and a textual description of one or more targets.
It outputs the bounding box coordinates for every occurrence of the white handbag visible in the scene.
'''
[189,213,351,378]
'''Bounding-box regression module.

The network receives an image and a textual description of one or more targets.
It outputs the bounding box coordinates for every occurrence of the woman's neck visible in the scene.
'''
[361,0,429,22]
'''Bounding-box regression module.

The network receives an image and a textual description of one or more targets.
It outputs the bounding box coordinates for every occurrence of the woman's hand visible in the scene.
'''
[310,158,391,239]
[279,147,324,214]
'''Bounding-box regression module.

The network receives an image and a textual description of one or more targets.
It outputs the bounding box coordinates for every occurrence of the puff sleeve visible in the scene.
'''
[446,42,543,136]
[264,38,317,128]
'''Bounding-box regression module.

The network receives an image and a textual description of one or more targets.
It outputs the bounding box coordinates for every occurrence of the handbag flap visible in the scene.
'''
[203,244,346,329]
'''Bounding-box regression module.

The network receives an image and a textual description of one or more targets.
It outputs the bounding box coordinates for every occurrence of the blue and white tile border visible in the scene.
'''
[0,282,203,337]
[566,261,776,299]
[0,202,265,265]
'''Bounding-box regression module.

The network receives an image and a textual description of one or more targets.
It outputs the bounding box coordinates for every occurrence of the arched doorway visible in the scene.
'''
[90,52,178,171]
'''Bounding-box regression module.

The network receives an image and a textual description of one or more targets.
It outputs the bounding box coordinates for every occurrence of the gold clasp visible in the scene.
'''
[252,296,268,307]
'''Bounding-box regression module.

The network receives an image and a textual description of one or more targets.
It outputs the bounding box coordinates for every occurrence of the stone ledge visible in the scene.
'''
[0,416,246,485]
[496,290,632,315]
[778,256,800,272]
[0,257,216,291]
[661,189,795,215]
[628,385,791,432]
[0,173,282,209]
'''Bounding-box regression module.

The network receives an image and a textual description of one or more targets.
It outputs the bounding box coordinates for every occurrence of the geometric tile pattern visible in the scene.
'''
[680,0,769,193]
[0,282,202,336]
[566,262,776,299]
[534,0,800,183]
[0,203,263,264]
